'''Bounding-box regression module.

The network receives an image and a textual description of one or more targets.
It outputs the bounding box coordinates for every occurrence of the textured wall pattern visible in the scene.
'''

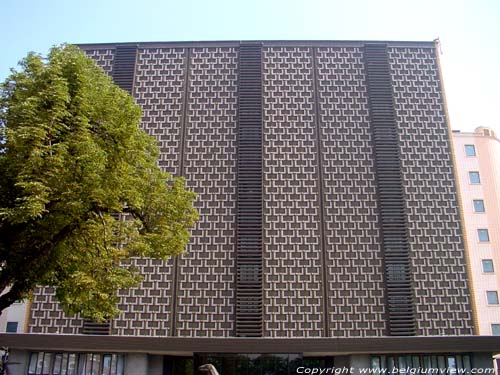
[135,47,187,175]
[388,47,474,335]
[112,258,175,336]
[85,48,115,75]
[27,42,475,339]
[29,287,84,334]
[106,48,189,336]
[262,47,324,337]
[175,47,238,337]
[316,47,387,337]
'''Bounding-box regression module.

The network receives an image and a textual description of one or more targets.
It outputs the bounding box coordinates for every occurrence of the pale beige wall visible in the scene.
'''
[0,300,29,333]
[453,128,500,335]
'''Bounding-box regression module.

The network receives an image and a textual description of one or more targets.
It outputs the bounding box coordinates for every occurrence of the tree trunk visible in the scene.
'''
[0,283,26,314]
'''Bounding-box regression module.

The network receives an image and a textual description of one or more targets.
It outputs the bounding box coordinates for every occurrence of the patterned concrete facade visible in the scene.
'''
[388,47,473,335]
[28,41,474,338]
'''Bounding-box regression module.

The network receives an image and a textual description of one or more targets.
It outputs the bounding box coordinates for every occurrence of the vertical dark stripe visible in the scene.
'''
[236,42,263,337]
[95,44,138,336]
[170,48,192,336]
[112,45,137,93]
[310,47,330,337]
[364,43,416,336]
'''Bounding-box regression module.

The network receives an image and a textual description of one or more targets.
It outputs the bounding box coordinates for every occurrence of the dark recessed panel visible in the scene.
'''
[236,42,263,337]
[112,45,137,93]
[364,43,416,336]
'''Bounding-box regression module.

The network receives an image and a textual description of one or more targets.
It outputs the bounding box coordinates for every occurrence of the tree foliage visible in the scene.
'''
[0,45,198,321]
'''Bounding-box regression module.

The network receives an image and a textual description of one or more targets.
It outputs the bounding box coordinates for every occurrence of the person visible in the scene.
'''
[0,347,9,375]
[198,363,220,375]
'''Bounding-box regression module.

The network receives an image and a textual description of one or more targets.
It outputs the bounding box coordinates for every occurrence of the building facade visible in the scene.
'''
[0,295,28,334]
[452,127,500,336]
[1,40,499,375]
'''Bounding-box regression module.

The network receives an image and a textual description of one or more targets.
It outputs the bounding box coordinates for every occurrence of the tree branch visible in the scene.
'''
[0,282,28,313]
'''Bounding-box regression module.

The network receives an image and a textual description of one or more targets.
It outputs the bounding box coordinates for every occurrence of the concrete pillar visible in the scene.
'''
[125,353,148,375]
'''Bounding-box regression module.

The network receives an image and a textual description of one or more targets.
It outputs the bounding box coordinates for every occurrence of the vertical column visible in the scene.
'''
[310,47,330,337]
[81,45,139,335]
[388,45,474,335]
[170,47,191,337]
[315,46,387,337]
[112,47,187,336]
[364,43,416,336]
[176,47,238,337]
[236,42,263,337]
[262,47,323,337]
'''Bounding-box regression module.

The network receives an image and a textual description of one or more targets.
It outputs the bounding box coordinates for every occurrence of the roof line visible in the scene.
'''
[75,39,436,49]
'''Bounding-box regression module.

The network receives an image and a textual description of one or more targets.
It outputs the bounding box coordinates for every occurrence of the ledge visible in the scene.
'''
[1,334,499,355]
[75,40,435,50]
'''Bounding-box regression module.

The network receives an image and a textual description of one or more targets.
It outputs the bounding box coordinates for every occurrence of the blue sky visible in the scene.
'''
[2,0,499,134]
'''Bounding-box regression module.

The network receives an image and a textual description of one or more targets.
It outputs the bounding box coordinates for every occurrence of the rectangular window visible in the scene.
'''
[478,228,490,242]
[465,144,476,156]
[473,199,485,212]
[371,357,381,370]
[487,291,499,305]
[469,171,481,184]
[53,354,63,375]
[43,353,53,375]
[117,355,124,375]
[6,321,18,333]
[102,355,112,375]
[482,259,495,273]
[28,353,38,374]
[61,353,69,375]
[492,324,500,335]
[68,353,77,375]
[27,352,124,375]
[463,356,472,375]
[36,352,44,374]
[447,357,457,371]
[77,353,87,375]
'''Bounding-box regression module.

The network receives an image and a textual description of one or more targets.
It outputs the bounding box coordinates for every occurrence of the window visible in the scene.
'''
[487,291,499,305]
[473,199,485,213]
[371,355,472,373]
[478,229,490,242]
[469,171,481,184]
[492,324,500,335]
[464,144,476,156]
[28,352,125,375]
[6,321,18,333]
[482,259,495,273]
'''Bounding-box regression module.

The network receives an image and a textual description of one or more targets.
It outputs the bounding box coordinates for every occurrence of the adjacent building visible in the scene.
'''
[452,127,500,336]
[0,296,28,334]
[1,40,499,375]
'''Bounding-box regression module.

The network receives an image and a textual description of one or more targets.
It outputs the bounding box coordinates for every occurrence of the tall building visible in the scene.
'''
[452,127,500,336]
[1,40,499,375]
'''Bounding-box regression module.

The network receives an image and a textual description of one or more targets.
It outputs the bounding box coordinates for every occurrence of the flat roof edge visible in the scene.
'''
[1,334,498,354]
[75,40,436,50]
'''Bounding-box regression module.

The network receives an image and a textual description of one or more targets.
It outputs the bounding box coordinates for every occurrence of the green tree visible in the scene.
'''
[0,45,198,321]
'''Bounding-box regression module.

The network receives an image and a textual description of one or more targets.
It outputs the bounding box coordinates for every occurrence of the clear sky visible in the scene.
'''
[2,0,499,134]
